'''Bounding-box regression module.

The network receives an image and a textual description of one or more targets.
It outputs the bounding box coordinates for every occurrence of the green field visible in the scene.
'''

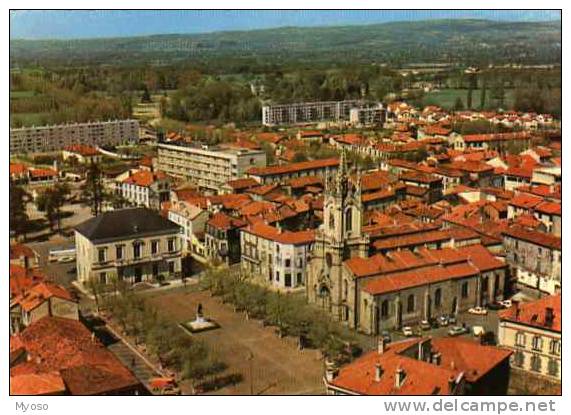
[10,112,52,127]
[10,90,37,99]
[423,88,516,111]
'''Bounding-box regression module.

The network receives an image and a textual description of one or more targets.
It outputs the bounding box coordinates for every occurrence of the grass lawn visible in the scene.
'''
[10,112,52,128]
[423,88,516,111]
[10,90,38,99]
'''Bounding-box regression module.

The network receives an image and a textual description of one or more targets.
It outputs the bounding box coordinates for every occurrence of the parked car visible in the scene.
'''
[402,326,414,337]
[438,315,449,326]
[57,255,76,264]
[448,326,469,337]
[487,302,504,310]
[447,314,457,324]
[381,330,392,344]
[468,307,488,315]
[420,320,431,331]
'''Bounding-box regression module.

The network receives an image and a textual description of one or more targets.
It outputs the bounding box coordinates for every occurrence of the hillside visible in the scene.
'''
[10,19,561,67]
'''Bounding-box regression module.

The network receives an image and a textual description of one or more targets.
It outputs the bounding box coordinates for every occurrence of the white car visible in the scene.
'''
[499,300,512,309]
[468,306,488,315]
[402,326,414,337]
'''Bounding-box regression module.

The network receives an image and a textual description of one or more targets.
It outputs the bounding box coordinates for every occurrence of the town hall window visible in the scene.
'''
[434,288,442,308]
[98,248,106,263]
[133,242,142,259]
[407,295,415,313]
[381,300,389,318]
[515,332,526,347]
[461,282,469,298]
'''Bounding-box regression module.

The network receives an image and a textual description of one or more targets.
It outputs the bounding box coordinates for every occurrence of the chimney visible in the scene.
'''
[378,337,386,354]
[375,363,383,382]
[545,307,554,327]
[448,375,456,394]
[513,300,521,319]
[395,366,406,389]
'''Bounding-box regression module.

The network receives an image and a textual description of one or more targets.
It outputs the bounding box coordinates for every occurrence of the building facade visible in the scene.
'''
[498,295,561,382]
[74,208,182,286]
[240,222,315,291]
[157,142,266,192]
[10,119,139,154]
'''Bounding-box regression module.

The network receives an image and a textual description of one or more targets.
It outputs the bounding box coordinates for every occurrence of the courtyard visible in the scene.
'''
[145,288,325,395]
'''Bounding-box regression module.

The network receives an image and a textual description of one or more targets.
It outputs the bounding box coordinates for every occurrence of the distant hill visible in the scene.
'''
[10,19,561,66]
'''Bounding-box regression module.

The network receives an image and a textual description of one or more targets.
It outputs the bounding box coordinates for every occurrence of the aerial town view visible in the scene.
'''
[8,8,562,402]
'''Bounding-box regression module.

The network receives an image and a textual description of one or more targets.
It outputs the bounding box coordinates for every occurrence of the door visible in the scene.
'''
[134,267,142,283]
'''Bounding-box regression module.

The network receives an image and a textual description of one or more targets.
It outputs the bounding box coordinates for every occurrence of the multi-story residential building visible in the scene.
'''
[204,212,247,265]
[349,105,386,126]
[531,166,561,187]
[262,100,373,126]
[118,170,171,210]
[502,225,561,294]
[247,157,340,185]
[10,282,79,335]
[167,200,209,258]
[156,141,266,192]
[240,222,315,291]
[10,119,139,154]
[450,132,531,152]
[74,208,182,286]
[325,337,512,395]
[399,171,443,204]
[498,295,561,382]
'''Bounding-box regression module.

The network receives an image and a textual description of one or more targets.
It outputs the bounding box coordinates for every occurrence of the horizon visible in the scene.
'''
[10,10,561,41]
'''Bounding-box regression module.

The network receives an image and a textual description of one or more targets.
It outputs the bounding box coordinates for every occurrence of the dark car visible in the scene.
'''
[381,330,392,343]
[487,302,504,311]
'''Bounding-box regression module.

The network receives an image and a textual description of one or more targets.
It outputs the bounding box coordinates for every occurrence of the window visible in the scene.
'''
[296,273,302,285]
[461,282,469,298]
[548,358,559,377]
[168,238,175,252]
[168,261,175,274]
[381,300,389,318]
[329,214,335,230]
[99,272,107,284]
[285,273,292,287]
[275,271,280,282]
[515,332,526,347]
[345,208,352,232]
[151,240,159,255]
[530,354,542,372]
[532,336,543,351]
[513,351,525,368]
[152,263,159,277]
[133,242,142,259]
[285,259,291,267]
[549,340,561,356]
[407,295,415,313]
[98,248,106,263]
[116,245,124,260]
[343,280,348,299]
[434,288,442,308]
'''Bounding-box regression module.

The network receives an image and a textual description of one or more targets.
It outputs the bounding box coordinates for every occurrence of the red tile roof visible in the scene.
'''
[10,163,28,176]
[499,294,561,332]
[64,144,99,156]
[11,317,141,395]
[243,222,315,245]
[508,193,543,210]
[535,201,561,216]
[12,282,75,312]
[123,170,167,187]
[10,371,66,395]
[225,178,259,191]
[10,265,46,297]
[247,158,339,177]
[207,212,247,231]
[29,168,58,178]
[503,225,561,249]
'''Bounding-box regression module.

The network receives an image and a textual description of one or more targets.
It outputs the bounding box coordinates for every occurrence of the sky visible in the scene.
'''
[10,10,561,40]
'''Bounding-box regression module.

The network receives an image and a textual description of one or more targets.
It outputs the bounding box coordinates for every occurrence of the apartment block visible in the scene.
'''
[10,119,140,154]
[156,142,267,192]
[261,100,378,126]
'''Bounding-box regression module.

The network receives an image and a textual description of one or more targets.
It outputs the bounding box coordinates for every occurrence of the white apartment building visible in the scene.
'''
[167,200,209,258]
[118,170,171,210]
[10,119,140,154]
[498,295,561,382]
[349,105,386,126]
[157,141,266,192]
[240,222,315,291]
[262,100,378,126]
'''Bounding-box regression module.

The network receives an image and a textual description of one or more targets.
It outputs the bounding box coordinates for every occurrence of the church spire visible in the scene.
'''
[335,148,349,197]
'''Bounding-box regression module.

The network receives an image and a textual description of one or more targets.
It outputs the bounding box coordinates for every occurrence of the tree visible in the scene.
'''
[453,97,465,111]
[82,163,106,216]
[10,185,30,240]
[36,183,70,232]
[141,86,152,103]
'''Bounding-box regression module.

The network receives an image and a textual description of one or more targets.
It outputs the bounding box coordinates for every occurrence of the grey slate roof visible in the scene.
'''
[75,208,180,242]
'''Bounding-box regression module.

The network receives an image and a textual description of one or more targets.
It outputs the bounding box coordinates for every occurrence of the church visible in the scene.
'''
[306,151,508,335]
